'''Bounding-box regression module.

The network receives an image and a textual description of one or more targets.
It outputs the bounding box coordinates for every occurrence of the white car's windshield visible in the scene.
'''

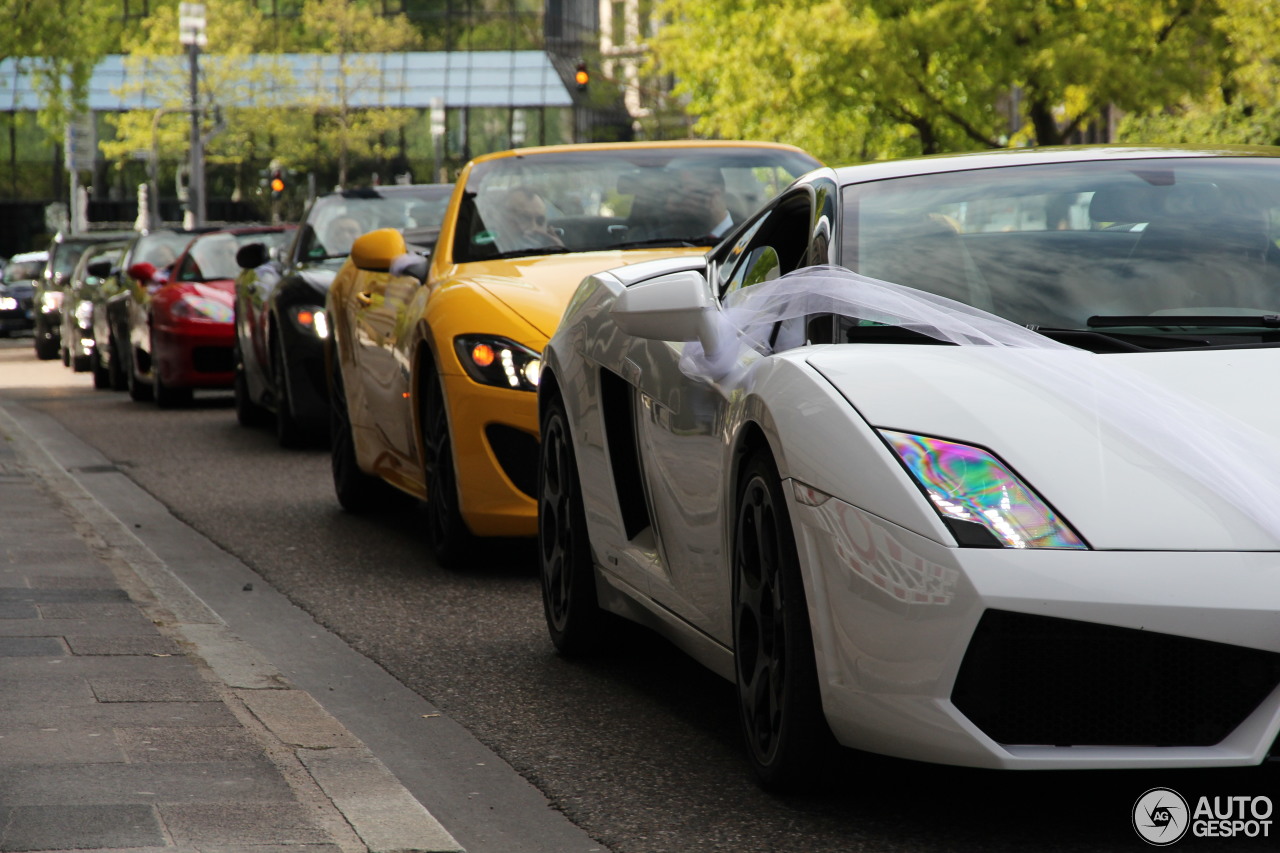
[842,157,1280,345]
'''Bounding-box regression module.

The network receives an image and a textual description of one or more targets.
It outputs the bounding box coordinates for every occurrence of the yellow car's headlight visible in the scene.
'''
[454,335,541,391]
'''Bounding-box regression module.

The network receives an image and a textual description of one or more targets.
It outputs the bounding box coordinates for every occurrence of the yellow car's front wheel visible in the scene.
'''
[420,352,473,566]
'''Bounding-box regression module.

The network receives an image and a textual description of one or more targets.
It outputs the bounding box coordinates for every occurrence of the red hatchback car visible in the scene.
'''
[124,225,295,407]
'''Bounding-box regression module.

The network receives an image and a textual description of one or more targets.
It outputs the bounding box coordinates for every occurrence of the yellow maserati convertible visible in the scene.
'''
[326,141,820,564]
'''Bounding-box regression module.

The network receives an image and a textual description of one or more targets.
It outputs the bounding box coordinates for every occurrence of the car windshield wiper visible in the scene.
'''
[610,237,700,249]
[1087,314,1280,328]
[1030,326,1211,352]
[487,246,574,260]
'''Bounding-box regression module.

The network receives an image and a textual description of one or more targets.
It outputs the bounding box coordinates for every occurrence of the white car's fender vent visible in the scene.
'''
[952,610,1280,747]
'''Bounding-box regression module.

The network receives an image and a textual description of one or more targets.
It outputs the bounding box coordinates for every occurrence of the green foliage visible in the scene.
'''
[289,0,422,186]
[1120,0,1280,146]
[3,0,121,141]
[650,0,1237,162]
[100,0,422,189]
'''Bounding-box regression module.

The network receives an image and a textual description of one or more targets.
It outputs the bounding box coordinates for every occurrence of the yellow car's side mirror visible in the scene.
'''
[351,228,408,272]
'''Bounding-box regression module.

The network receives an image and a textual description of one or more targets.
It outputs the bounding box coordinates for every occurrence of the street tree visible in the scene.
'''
[3,0,119,138]
[99,0,297,200]
[650,0,1229,163]
[291,0,422,187]
[1120,0,1280,145]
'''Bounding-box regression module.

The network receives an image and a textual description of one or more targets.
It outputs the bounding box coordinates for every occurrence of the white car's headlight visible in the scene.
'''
[879,429,1087,550]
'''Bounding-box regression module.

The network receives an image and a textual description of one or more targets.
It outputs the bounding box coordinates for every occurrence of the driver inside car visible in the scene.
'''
[496,187,564,250]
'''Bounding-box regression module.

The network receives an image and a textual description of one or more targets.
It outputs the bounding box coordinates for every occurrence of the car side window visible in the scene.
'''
[718,189,815,300]
[176,255,200,282]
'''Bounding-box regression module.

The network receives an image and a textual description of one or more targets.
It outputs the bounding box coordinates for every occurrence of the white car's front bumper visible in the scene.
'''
[791,490,1280,769]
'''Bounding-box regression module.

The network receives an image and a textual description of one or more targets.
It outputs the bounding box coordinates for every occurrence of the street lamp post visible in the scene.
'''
[179,3,207,227]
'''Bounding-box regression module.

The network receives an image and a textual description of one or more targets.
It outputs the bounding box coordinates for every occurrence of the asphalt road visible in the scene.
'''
[3,334,1278,853]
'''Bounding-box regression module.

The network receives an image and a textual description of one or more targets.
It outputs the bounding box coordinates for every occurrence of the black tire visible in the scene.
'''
[90,348,110,389]
[72,353,90,373]
[34,325,57,360]
[126,347,153,402]
[233,339,271,427]
[60,344,70,367]
[106,335,127,391]
[539,392,605,655]
[273,332,306,448]
[420,353,472,566]
[733,450,835,792]
[153,363,192,408]
[329,355,396,512]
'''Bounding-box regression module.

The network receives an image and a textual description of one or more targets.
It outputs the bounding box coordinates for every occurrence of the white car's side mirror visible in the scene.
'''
[611,270,723,357]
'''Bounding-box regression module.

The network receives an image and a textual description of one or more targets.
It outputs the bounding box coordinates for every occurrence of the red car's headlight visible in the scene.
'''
[171,295,233,323]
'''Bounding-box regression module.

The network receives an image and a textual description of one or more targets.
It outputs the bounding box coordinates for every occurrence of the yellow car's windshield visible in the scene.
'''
[453,146,820,262]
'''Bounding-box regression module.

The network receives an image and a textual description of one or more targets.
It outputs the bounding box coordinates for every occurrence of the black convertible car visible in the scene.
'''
[233,183,452,447]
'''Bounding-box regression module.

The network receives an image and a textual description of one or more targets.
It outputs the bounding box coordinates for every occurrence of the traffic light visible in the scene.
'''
[270,169,285,199]
[574,61,589,91]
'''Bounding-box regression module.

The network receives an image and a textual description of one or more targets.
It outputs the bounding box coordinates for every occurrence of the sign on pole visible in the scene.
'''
[64,113,95,173]
[179,3,207,46]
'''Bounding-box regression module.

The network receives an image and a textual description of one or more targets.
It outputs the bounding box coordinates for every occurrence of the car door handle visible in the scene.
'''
[355,291,373,307]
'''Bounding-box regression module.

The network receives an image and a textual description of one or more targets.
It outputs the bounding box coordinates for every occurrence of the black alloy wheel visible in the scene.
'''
[273,332,306,447]
[539,393,604,655]
[329,354,394,512]
[420,353,472,567]
[233,337,271,427]
[733,450,835,791]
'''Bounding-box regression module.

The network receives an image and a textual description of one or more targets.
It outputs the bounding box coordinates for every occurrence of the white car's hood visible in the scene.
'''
[806,344,1280,551]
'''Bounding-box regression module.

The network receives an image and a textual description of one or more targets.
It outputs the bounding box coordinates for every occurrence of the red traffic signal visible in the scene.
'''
[574,62,589,91]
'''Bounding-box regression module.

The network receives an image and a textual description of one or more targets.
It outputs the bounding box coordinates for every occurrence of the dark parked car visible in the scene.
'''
[122,226,295,407]
[35,230,133,360]
[234,184,452,446]
[60,241,126,375]
[99,230,207,391]
[0,250,46,336]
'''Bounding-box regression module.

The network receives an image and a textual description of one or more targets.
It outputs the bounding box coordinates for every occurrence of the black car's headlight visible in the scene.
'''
[454,335,541,391]
[288,305,328,339]
[878,429,1088,549]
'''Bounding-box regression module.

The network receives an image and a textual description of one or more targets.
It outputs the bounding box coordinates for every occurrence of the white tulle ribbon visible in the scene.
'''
[679,265,1280,545]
